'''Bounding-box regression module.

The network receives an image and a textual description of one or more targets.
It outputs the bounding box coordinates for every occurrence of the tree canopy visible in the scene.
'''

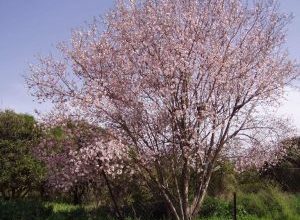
[0,110,44,199]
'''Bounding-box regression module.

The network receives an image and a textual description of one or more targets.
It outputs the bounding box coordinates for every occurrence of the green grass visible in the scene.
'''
[0,200,114,220]
[0,190,299,220]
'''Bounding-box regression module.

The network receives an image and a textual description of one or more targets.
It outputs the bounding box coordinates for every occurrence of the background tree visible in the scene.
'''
[36,117,128,218]
[26,0,299,219]
[262,137,300,192]
[0,110,44,200]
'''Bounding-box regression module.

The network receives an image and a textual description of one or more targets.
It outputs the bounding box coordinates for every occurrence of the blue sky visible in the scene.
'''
[0,0,300,127]
[0,0,114,112]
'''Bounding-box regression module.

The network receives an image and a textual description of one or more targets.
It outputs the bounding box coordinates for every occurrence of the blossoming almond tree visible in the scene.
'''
[36,117,127,217]
[27,0,299,219]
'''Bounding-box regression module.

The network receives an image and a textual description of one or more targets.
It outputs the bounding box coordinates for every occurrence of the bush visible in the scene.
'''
[238,186,300,220]
[0,199,52,220]
[0,199,114,220]
[200,196,231,218]
[262,137,300,193]
[0,110,45,199]
[198,185,300,220]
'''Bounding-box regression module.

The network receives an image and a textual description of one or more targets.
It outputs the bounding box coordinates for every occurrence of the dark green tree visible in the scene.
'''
[262,137,300,192]
[0,110,44,199]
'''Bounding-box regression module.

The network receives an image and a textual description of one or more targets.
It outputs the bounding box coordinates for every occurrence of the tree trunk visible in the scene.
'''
[73,186,81,205]
[191,172,213,218]
[101,170,124,220]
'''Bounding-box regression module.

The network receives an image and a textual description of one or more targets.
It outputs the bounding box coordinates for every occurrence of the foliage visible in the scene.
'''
[199,196,232,218]
[0,110,45,199]
[262,137,300,192]
[198,187,300,220]
[0,199,114,220]
[0,149,300,219]
[1,189,299,220]
[0,199,52,220]
[238,187,300,220]
[36,119,130,220]
[207,161,237,198]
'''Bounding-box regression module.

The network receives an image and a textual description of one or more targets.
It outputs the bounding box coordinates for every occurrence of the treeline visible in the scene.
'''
[0,109,299,219]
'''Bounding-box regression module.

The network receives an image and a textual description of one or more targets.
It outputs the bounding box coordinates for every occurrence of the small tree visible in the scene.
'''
[27,0,299,219]
[0,110,44,199]
[36,117,127,217]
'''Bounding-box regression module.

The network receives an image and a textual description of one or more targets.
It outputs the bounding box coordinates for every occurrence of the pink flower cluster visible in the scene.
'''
[35,118,128,192]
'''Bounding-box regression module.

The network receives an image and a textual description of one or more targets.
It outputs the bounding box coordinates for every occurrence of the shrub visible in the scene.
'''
[0,110,45,199]
[238,186,300,220]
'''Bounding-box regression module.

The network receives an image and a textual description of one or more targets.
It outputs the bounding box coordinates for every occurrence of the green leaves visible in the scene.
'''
[0,110,45,199]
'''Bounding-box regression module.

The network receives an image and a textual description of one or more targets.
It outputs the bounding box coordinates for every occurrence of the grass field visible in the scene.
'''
[0,188,299,220]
